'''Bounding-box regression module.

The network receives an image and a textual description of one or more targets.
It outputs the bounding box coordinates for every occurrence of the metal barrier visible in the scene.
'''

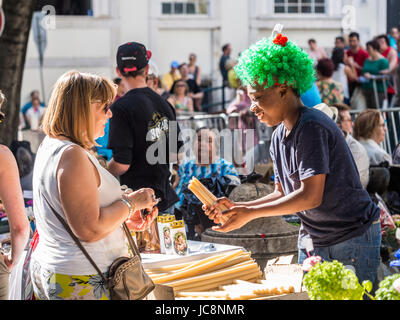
[176,112,228,132]
[176,112,272,148]
[201,85,226,112]
[176,112,273,171]
[350,107,400,155]
[226,112,273,145]
[369,75,394,109]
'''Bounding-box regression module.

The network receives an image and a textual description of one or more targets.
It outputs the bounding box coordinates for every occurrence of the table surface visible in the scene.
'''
[141,240,244,268]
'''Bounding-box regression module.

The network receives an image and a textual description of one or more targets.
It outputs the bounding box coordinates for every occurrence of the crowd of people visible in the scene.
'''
[0,26,399,300]
[309,29,400,110]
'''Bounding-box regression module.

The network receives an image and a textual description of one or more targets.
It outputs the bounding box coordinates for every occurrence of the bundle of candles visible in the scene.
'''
[188,177,229,225]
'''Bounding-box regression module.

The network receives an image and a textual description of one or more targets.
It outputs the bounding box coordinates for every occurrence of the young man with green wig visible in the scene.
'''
[204,32,381,289]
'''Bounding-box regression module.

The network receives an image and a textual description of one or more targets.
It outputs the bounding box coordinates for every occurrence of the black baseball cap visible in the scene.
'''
[116,42,152,75]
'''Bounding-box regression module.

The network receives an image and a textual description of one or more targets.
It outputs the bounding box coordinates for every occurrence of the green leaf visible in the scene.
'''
[362,280,373,293]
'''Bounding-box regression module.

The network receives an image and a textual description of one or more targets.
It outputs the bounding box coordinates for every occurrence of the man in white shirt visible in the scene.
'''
[25,97,45,131]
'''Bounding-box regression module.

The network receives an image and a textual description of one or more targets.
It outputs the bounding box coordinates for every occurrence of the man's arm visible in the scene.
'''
[236,181,285,207]
[250,174,325,219]
[212,175,326,233]
[108,158,130,177]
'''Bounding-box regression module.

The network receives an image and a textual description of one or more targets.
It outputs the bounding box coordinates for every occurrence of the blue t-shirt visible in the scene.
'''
[95,119,112,161]
[21,101,45,115]
[175,158,239,209]
[300,83,322,108]
[270,107,380,247]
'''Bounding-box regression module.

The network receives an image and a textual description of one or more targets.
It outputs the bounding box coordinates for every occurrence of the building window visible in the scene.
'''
[35,0,93,16]
[274,0,326,14]
[161,0,209,15]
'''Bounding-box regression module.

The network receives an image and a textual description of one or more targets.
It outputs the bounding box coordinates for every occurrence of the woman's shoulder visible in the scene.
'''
[58,144,91,169]
[0,144,15,164]
[0,145,18,176]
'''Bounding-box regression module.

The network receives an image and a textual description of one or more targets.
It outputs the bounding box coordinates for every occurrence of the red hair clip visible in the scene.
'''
[273,33,288,47]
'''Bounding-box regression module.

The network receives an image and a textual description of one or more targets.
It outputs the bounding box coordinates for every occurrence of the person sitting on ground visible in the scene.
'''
[174,128,239,238]
[30,71,158,300]
[0,90,30,300]
[167,79,194,114]
[353,109,392,166]
[361,40,390,109]
[161,61,181,92]
[333,103,370,189]
[25,96,46,132]
[316,58,345,105]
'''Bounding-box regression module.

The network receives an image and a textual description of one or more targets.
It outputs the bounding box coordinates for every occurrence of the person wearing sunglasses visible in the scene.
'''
[29,72,158,300]
[0,90,30,300]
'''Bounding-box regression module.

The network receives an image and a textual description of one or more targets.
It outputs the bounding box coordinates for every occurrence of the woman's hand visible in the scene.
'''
[125,206,158,232]
[212,206,254,233]
[126,188,157,211]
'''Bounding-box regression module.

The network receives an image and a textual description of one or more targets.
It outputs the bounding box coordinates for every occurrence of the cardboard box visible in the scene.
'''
[258,255,309,300]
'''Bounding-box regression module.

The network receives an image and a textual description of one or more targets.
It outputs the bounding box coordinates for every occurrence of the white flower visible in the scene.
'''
[393,278,400,294]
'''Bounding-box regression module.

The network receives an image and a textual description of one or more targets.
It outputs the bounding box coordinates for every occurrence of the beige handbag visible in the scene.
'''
[43,194,155,300]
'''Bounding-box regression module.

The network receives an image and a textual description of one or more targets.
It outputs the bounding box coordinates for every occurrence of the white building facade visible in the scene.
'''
[22,0,389,105]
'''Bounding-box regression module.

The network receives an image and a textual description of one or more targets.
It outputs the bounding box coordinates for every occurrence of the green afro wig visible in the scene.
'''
[234,34,316,95]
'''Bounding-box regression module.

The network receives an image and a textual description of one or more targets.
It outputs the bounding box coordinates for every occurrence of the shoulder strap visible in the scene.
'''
[122,222,142,260]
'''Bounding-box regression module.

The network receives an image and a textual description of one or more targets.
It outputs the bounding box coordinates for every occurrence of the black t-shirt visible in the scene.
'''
[108,87,183,212]
[219,55,229,82]
[270,106,380,248]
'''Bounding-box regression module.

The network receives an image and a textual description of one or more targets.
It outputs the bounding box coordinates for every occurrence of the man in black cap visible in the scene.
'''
[107,42,183,216]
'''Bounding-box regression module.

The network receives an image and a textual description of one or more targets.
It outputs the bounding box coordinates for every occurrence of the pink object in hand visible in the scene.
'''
[302,256,322,272]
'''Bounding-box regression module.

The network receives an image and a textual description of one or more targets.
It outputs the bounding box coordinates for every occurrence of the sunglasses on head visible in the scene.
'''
[0,112,5,124]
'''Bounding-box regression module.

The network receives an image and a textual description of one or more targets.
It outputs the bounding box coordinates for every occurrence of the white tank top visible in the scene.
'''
[31,136,128,275]
[332,63,350,100]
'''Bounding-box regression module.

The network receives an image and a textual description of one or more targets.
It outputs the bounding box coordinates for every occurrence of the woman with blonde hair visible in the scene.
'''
[0,91,30,300]
[30,71,158,300]
[353,109,392,166]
